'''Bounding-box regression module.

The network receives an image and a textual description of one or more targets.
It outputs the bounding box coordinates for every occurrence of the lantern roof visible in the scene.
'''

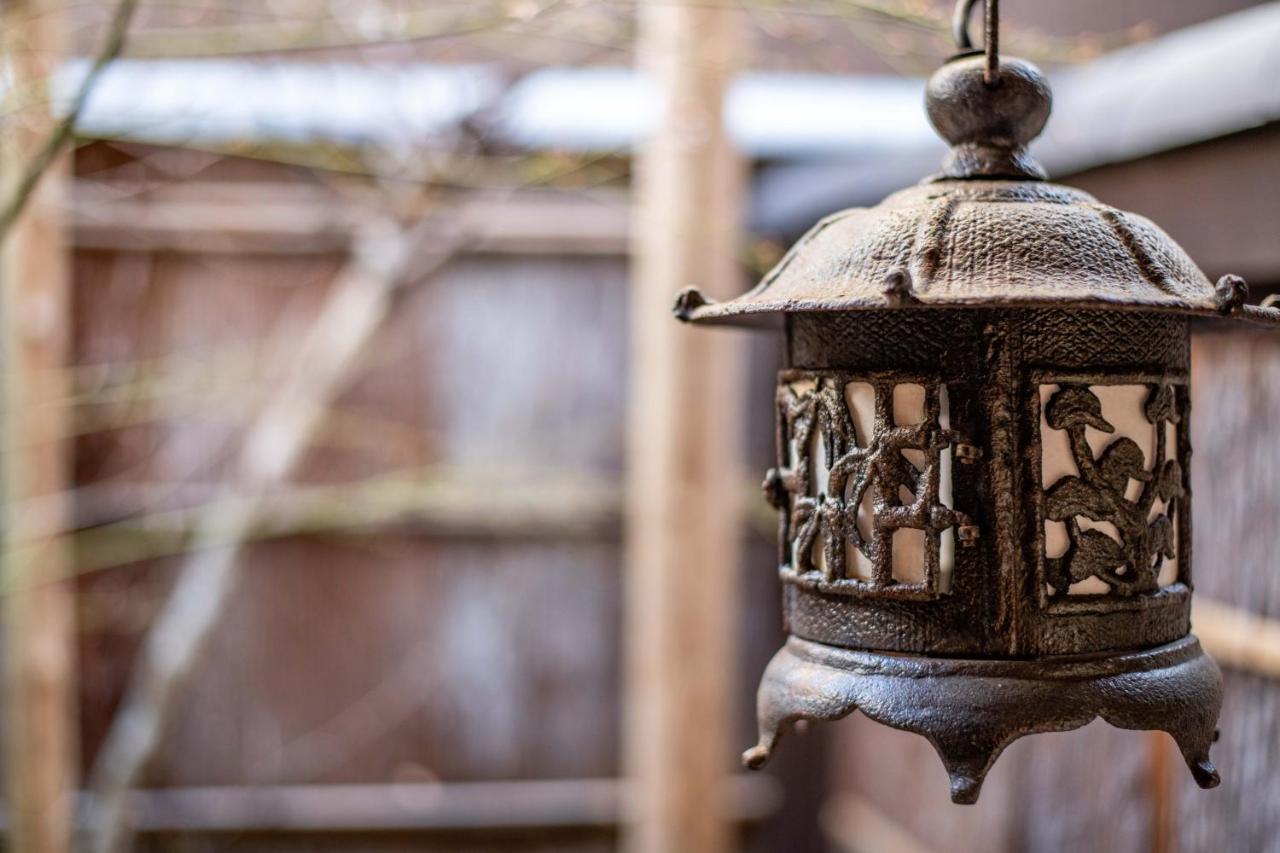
[676,54,1280,330]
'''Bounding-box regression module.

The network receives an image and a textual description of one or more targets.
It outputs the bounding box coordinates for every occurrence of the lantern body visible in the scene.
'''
[775,307,1193,653]
[747,306,1222,803]
[676,52,1280,802]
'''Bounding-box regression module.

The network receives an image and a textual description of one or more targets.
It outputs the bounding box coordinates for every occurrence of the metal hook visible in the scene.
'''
[952,0,1000,84]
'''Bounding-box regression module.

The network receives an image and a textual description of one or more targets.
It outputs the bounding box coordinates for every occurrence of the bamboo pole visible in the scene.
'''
[624,3,746,853]
[0,3,77,852]
[1193,598,1280,681]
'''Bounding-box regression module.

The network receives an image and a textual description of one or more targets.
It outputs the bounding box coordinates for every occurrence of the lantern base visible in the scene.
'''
[744,634,1222,804]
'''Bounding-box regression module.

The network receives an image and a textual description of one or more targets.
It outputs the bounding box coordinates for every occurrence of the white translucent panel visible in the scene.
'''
[1085,385,1155,473]
[809,426,829,497]
[1160,412,1180,586]
[844,381,875,447]
[1044,519,1068,559]
[839,378,876,581]
[939,527,955,594]
[938,438,955,593]
[846,474,875,579]
[1122,474,1144,503]
[901,447,926,471]
[893,383,926,426]
[1151,496,1180,587]
[1069,576,1112,595]
[846,540,874,580]
[891,528,927,584]
[1158,529,1179,586]
[851,481,874,542]
[940,446,953,508]
[1039,384,1076,487]
[811,536,828,576]
[939,384,951,431]
[787,378,817,397]
[1077,517,1123,544]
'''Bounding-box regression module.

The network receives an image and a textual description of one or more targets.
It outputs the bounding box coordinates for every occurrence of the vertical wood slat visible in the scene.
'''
[1147,731,1178,853]
[624,3,746,853]
[0,3,77,852]
[1178,331,1280,852]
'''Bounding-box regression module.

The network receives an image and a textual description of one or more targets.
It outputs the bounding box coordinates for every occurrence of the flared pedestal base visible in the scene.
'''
[744,635,1222,804]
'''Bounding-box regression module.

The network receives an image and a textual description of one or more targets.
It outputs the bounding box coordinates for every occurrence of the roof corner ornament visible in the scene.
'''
[1214,274,1249,314]
[671,286,711,321]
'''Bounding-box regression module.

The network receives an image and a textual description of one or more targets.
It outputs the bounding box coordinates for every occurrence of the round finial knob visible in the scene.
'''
[925,54,1052,180]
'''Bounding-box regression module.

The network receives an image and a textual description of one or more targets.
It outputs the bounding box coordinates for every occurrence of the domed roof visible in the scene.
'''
[681,178,1219,323]
[677,54,1278,329]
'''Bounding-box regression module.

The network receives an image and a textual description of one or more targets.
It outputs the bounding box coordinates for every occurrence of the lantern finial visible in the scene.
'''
[929,0,1049,180]
[926,54,1050,181]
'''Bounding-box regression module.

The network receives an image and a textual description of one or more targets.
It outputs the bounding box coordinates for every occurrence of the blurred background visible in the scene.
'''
[0,0,1277,851]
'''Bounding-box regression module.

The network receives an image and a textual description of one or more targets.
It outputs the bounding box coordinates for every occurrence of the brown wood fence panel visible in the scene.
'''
[1178,331,1280,853]
[73,226,635,848]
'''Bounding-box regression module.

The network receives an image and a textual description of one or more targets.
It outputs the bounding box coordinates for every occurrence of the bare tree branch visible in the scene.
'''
[80,214,469,853]
[120,0,564,58]
[0,0,139,241]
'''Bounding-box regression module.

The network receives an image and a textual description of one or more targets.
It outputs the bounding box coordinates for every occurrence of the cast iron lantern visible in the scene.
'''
[674,0,1280,804]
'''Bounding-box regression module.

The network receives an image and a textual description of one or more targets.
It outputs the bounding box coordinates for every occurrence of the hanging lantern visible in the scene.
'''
[674,0,1280,803]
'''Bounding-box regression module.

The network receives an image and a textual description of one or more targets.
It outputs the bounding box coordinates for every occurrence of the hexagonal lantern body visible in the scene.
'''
[676,54,1280,803]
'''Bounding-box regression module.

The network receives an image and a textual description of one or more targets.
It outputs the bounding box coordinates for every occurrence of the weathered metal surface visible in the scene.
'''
[771,310,1194,659]
[746,302,1212,792]
[674,31,1280,329]
[674,0,1262,803]
[744,635,1221,805]
[678,177,1221,322]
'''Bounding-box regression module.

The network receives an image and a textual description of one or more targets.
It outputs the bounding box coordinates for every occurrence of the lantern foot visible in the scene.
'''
[745,635,1222,803]
[1190,759,1220,789]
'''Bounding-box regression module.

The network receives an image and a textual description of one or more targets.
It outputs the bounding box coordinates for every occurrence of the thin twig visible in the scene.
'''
[0,0,139,240]
[120,0,564,58]
[80,214,467,853]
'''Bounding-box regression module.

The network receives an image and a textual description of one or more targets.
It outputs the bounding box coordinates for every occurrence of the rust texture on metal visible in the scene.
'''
[668,0,1276,803]
[744,635,1221,805]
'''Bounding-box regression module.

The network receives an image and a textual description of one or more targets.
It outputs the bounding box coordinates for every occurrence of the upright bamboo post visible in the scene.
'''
[0,3,78,852]
[625,3,745,853]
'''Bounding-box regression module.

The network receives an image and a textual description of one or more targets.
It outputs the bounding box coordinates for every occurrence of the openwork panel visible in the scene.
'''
[1033,374,1189,602]
[766,370,975,598]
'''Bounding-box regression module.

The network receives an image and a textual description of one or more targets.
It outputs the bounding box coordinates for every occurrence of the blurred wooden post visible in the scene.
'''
[625,3,745,853]
[0,2,78,852]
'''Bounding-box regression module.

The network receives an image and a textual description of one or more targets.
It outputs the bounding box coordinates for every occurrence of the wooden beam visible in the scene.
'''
[0,3,78,853]
[70,182,630,256]
[97,777,779,834]
[624,3,746,853]
[1193,598,1280,681]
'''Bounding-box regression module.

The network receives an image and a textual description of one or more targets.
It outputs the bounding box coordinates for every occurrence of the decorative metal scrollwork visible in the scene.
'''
[1042,382,1185,596]
[765,373,975,595]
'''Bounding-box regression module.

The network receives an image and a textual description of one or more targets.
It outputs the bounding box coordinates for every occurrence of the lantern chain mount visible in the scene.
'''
[952,0,1000,84]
